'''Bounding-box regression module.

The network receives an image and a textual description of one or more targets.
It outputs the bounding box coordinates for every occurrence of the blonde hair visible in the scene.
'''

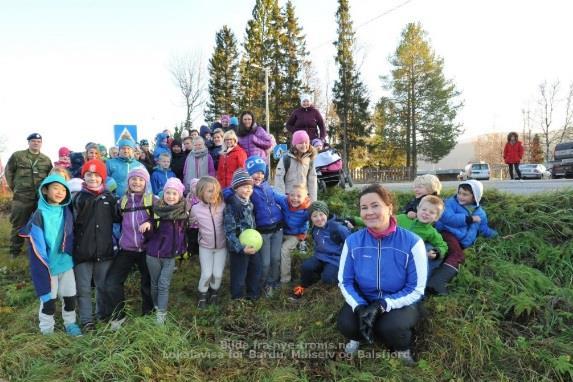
[196,176,222,208]
[419,195,445,219]
[413,174,442,195]
[50,166,71,181]
[191,136,205,150]
[290,183,308,193]
[158,152,171,160]
[223,130,238,152]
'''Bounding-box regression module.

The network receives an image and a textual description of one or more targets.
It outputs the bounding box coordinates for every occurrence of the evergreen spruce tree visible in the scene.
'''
[332,0,370,171]
[280,1,309,116]
[383,22,462,175]
[205,26,239,123]
[237,0,282,134]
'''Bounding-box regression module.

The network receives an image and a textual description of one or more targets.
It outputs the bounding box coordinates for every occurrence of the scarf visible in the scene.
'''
[289,196,311,211]
[81,182,105,196]
[184,147,209,180]
[367,216,397,240]
[154,199,188,221]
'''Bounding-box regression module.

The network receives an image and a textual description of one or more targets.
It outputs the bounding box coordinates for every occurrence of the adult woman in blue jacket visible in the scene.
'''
[337,184,427,365]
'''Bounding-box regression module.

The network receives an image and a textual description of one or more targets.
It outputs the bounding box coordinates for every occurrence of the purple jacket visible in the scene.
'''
[146,217,187,258]
[118,193,156,253]
[237,125,273,161]
[286,106,326,141]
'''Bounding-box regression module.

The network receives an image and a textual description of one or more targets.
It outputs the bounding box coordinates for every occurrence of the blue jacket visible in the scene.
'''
[435,196,497,248]
[274,194,309,236]
[312,218,351,267]
[250,182,283,231]
[338,226,427,312]
[106,156,144,197]
[150,167,176,195]
[20,175,74,302]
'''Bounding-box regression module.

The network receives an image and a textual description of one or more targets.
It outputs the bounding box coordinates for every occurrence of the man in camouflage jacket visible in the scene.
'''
[5,133,52,257]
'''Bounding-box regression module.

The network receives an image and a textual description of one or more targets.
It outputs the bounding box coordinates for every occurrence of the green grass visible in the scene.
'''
[1,188,572,381]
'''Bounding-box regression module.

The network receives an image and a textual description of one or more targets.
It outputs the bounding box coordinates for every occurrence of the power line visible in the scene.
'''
[310,0,415,51]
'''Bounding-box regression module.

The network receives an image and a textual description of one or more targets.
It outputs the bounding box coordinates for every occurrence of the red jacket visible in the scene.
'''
[503,141,524,164]
[216,145,247,188]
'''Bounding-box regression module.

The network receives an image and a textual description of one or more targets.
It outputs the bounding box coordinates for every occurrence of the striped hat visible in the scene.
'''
[231,169,253,190]
[309,201,329,217]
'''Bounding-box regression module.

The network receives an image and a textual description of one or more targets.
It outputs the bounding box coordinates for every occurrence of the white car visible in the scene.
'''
[519,164,551,179]
[459,162,490,181]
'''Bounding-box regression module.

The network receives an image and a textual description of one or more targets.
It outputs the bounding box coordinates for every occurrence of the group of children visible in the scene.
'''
[23,134,497,338]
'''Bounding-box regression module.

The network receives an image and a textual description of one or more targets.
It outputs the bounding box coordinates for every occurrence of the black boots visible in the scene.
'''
[209,289,219,305]
[197,292,208,309]
[426,264,458,296]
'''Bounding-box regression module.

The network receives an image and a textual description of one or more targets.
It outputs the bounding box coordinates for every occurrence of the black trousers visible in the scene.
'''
[508,163,522,179]
[337,302,419,351]
[106,250,153,320]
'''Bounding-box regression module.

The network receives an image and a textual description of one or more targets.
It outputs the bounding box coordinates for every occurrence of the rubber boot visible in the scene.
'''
[197,292,208,309]
[426,263,458,296]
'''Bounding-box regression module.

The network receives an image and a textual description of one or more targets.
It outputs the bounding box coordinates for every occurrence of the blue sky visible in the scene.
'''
[1,0,572,164]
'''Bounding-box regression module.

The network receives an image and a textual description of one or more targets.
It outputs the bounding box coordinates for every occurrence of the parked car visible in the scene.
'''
[518,164,551,179]
[458,162,490,181]
[553,141,573,178]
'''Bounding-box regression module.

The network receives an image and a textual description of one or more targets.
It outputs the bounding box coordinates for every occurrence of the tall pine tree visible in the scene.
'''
[237,0,283,135]
[280,1,309,116]
[237,0,309,141]
[205,25,239,123]
[384,22,462,174]
[332,0,370,171]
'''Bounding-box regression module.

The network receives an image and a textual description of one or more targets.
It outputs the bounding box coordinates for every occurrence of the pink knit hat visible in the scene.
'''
[164,177,185,196]
[292,130,310,145]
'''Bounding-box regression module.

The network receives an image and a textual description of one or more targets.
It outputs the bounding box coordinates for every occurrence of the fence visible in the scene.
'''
[350,167,415,184]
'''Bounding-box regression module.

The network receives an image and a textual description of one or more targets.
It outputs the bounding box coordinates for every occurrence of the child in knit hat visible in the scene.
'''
[72,159,117,331]
[245,155,284,297]
[223,169,261,300]
[290,200,351,300]
[274,130,318,202]
[144,177,188,325]
[54,147,72,168]
[107,167,156,330]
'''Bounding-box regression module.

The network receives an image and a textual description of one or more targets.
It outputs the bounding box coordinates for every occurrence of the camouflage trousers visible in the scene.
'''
[10,198,37,256]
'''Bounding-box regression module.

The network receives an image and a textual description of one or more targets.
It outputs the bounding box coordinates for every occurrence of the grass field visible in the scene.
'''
[0,188,572,381]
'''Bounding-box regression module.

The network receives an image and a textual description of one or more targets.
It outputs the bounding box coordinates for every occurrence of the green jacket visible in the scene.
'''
[5,149,52,201]
[396,214,448,257]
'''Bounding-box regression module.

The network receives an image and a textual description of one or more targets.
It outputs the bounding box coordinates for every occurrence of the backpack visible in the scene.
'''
[282,153,313,182]
[119,193,154,215]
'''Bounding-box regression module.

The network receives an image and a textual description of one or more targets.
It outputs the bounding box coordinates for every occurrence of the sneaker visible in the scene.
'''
[65,323,82,337]
[209,290,219,305]
[263,285,274,298]
[395,349,416,366]
[345,340,360,355]
[110,317,126,331]
[41,328,54,336]
[156,311,167,325]
[197,292,208,309]
[289,285,305,301]
[82,322,96,333]
[297,241,308,253]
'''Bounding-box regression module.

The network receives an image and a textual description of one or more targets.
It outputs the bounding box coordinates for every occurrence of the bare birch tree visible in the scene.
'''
[170,53,206,131]
[537,80,559,161]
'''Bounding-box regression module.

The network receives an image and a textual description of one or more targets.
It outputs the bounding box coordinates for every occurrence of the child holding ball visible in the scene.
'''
[224,169,260,300]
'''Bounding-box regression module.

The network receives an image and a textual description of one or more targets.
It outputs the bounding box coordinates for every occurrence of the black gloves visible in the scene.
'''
[355,303,382,344]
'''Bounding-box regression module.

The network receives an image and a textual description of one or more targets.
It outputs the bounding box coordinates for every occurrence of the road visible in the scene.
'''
[354,179,573,195]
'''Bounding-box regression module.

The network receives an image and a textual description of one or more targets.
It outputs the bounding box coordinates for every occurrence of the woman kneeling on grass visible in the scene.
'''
[337,183,427,365]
